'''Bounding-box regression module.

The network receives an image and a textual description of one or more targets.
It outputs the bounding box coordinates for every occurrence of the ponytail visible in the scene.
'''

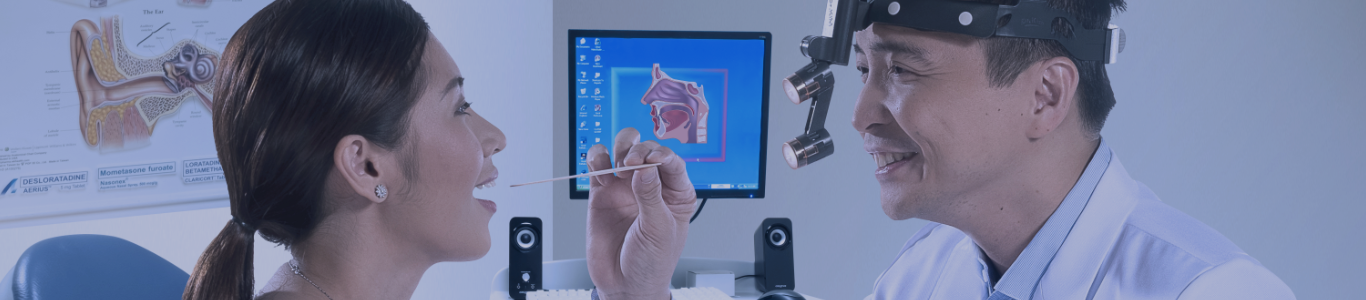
[183,219,256,300]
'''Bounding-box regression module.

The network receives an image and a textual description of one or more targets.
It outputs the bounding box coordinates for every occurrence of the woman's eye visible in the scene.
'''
[456,102,472,115]
[890,66,907,75]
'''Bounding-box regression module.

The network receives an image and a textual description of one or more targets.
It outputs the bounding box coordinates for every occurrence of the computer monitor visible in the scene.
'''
[568,30,771,199]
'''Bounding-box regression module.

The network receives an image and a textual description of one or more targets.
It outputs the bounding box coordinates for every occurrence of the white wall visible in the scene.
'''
[553,1,1365,300]
[1103,1,1366,299]
[0,1,555,300]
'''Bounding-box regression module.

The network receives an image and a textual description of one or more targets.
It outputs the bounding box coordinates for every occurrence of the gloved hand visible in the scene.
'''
[585,128,697,300]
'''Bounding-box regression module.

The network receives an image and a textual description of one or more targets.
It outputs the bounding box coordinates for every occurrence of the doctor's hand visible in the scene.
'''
[585,128,696,300]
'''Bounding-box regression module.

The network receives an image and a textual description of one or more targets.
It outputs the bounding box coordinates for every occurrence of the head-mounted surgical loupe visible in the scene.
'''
[780,0,866,169]
[781,0,1125,169]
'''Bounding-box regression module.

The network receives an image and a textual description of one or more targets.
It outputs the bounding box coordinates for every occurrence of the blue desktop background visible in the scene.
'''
[573,37,766,193]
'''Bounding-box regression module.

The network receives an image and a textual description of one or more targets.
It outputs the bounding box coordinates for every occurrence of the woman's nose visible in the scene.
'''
[472,111,506,157]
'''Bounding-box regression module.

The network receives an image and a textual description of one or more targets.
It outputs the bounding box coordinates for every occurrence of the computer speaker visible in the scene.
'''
[754,217,795,292]
[509,217,542,300]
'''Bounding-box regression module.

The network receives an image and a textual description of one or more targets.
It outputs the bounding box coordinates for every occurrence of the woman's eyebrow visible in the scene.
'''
[440,76,465,101]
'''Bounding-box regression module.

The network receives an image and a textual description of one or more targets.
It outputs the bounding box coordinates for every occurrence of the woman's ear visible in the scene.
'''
[333,135,396,204]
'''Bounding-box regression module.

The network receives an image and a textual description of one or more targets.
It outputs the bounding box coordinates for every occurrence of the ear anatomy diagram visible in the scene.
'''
[70,16,218,152]
[640,64,709,144]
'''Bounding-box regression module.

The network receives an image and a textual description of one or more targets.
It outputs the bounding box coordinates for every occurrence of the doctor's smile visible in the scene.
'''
[865,134,925,178]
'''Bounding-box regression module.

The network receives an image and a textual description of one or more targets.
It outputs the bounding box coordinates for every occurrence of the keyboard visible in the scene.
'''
[526,287,732,300]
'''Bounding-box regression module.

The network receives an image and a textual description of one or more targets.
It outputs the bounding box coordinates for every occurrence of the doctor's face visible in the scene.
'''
[852,24,1040,221]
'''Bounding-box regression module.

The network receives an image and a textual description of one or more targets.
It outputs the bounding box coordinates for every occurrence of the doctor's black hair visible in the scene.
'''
[183,0,430,299]
[973,0,1127,137]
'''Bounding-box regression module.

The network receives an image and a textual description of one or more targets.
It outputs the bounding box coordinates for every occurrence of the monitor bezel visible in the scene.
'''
[568,29,771,200]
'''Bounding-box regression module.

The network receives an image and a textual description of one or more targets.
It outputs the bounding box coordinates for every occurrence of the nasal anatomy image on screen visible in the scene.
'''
[641,63,709,144]
[70,16,218,152]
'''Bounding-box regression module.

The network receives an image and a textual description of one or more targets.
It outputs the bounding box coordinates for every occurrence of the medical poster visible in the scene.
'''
[0,0,270,227]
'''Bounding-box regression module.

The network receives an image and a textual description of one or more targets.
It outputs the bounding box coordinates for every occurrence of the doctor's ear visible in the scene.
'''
[1025,56,1080,141]
[333,135,400,204]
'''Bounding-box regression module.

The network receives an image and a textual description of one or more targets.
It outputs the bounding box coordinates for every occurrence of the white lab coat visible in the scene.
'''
[866,152,1296,299]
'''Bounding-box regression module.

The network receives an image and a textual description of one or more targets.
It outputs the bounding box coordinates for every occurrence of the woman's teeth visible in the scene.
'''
[873,152,916,168]
[476,180,497,190]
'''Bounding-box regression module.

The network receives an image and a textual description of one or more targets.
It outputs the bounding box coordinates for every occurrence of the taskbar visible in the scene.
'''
[576,183,758,191]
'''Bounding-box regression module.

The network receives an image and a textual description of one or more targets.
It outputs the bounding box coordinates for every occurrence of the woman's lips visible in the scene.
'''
[476,167,499,189]
[477,198,497,213]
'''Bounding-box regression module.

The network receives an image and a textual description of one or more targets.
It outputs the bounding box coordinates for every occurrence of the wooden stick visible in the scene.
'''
[509,163,662,187]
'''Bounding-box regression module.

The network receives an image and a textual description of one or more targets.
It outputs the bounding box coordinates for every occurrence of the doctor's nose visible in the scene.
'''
[852,83,892,133]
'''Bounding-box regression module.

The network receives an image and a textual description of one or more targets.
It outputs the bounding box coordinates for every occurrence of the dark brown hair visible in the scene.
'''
[977,0,1127,135]
[183,0,430,299]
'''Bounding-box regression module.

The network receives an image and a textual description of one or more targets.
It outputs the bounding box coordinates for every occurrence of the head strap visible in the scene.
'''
[861,0,1123,63]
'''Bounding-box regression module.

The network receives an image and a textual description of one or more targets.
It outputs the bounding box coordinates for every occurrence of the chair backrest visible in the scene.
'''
[6,234,189,300]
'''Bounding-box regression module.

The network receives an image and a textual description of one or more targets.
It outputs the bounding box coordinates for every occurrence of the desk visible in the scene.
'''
[490,258,820,300]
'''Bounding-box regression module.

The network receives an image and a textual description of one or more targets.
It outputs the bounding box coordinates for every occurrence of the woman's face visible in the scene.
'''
[386,36,506,262]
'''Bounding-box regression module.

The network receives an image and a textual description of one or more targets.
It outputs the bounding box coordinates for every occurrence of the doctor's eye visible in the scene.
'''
[889,66,908,75]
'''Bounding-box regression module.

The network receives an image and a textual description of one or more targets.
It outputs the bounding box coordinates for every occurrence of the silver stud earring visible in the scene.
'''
[375,184,388,199]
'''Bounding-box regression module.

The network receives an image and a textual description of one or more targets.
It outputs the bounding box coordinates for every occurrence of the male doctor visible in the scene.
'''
[849,0,1296,298]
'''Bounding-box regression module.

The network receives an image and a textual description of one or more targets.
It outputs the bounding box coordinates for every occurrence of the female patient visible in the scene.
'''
[182,0,696,299]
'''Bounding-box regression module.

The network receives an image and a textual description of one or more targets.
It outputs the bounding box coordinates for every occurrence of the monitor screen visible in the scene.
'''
[568,30,771,199]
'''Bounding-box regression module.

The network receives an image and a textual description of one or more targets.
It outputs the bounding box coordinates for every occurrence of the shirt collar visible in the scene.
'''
[985,139,1113,300]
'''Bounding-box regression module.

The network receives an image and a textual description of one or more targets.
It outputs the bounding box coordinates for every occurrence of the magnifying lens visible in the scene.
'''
[782,128,833,169]
[780,0,864,169]
[782,60,834,105]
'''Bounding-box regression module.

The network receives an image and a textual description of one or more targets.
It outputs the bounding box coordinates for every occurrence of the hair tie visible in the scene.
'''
[232,216,257,232]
